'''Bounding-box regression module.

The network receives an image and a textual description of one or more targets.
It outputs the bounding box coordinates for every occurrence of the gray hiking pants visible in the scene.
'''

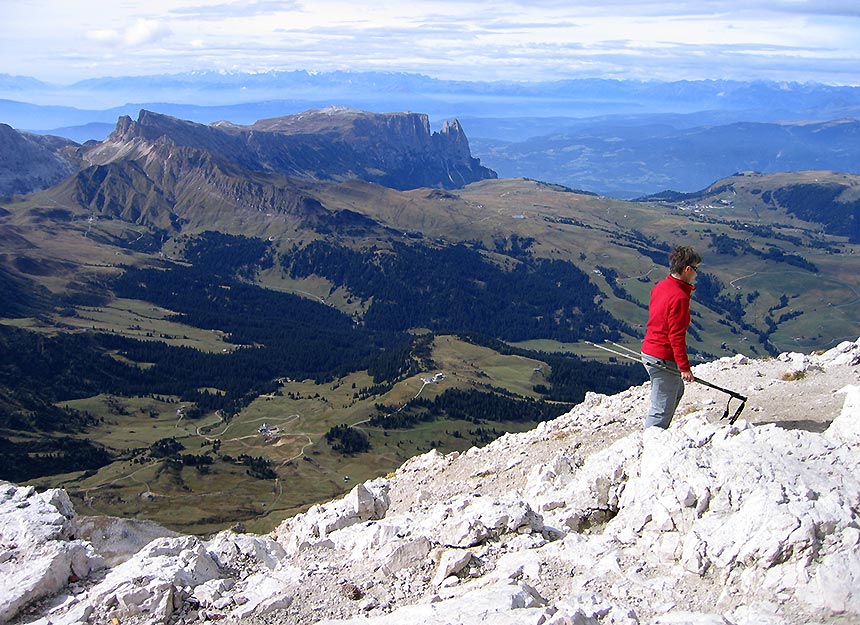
[642,352,684,429]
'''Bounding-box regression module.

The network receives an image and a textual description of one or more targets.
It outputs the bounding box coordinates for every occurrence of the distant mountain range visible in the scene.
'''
[4,71,860,120]
[473,117,860,198]
[88,107,495,191]
[3,71,859,198]
[0,108,495,197]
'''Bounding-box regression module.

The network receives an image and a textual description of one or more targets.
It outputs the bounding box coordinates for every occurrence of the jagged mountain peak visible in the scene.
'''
[3,342,860,624]
[441,118,462,132]
[65,106,495,236]
[96,110,234,157]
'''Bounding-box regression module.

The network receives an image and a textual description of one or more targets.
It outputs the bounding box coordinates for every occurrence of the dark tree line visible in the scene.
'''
[365,333,434,384]
[0,265,52,318]
[0,325,142,405]
[369,387,570,433]
[691,272,779,354]
[238,454,277,479]
[769,184,860,243]
[421,388,569,423]
[757,246,818,272]
[455,333,647,403]
[707,233,818,272]
[284,239,631,342]
[149,437,185,458]
[111,263,386,353]
[596,265,647,311]
[325,424,371,455]
[107,261,411,385]
[693,272,747,323]
[179,231,274,279]
[540,355,647,403]
[0,436,112,482]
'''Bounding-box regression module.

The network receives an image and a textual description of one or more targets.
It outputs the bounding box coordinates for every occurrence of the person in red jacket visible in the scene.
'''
[641,246,702,429]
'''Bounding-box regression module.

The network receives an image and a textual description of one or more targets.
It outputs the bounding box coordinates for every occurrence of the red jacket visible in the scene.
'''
[641,274,695,372]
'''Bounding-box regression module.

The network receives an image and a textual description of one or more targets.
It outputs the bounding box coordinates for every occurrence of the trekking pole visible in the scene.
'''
[586,341,748,423]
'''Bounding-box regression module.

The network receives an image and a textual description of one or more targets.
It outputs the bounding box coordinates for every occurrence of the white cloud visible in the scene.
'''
[84,19,171,48]
[124,19,172,46]
[2,0,859,85]
[85,29,122,44]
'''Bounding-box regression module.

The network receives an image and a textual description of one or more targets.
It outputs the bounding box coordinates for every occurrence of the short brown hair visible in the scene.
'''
[669,246,702,275]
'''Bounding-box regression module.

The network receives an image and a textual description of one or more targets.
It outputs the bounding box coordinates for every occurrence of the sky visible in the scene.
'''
[2,0,860,85]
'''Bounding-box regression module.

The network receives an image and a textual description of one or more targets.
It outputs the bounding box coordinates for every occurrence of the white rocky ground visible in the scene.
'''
[3,341,860,625]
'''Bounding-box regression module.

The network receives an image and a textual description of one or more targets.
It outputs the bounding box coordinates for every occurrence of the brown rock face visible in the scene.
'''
[85,107,496,191]
[0,124,78,196]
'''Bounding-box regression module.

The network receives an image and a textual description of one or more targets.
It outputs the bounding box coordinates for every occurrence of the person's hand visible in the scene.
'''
[681,370,695,382]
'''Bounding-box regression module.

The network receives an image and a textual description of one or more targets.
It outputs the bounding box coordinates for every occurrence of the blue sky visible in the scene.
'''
[3,0,860,85]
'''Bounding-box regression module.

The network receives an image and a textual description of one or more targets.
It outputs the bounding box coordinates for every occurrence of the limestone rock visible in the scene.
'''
[377,536,432,575]
[818,338,860,367]
[433,549,473,586]
[206,529,286,572]
[227,569,301,618]
[824,384,860,445]
[41,535,221,624]
[192,577,235,607]
[274,479,390,553]
[0,484,99,623]
[535,436,639,532]
[423,494,544,548]
[3,346,860,625]
[313,581,548,625]
[75,515,178,567]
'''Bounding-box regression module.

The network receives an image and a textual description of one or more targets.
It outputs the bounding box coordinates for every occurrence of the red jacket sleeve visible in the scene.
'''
[666,295,691,372]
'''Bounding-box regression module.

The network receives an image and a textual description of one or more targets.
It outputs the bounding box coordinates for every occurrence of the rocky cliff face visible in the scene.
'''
[65,144,334,234]
[84,107,496,191]
[0,124,78,196]
[3,340,860,625]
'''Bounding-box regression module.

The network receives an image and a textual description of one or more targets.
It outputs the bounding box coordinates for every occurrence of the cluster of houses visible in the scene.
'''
[257,423,280,438]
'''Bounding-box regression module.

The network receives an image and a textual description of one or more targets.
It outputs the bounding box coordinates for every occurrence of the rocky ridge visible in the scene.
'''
[82,108,497,191]
[0,124,77,196]
[3,341,859,625]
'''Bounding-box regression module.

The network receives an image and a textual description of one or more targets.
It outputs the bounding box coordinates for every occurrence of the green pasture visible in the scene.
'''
[53,298,238,353]
[429,334,549,399]
[255,267,370,318]
[30,335,559,534]
[59,394,187,451]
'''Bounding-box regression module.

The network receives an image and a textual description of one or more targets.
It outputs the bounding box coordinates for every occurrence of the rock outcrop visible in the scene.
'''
[2,339,859,625]
[83,107,497,191]
[0,124,77,196]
